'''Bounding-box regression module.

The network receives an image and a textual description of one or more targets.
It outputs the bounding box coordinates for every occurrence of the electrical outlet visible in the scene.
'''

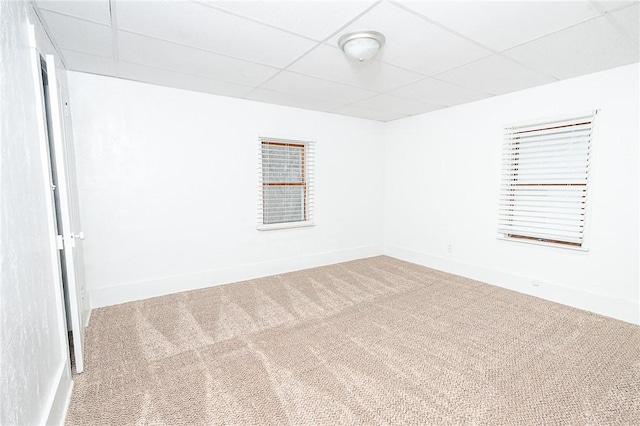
[447,244,453,254]
[532,280,540,287]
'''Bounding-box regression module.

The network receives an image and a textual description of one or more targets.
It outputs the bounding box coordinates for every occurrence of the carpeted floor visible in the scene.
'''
[66,256,640,425]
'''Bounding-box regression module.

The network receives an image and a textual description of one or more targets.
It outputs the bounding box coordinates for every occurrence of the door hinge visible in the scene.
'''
[65,234,76,248]
[56,235,64,250]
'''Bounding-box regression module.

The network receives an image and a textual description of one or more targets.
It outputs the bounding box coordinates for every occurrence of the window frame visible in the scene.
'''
[497,110,598,251]
[257,137,315,231]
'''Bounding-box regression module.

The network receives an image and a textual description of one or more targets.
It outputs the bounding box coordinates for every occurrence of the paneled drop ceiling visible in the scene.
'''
[34,0,639,122]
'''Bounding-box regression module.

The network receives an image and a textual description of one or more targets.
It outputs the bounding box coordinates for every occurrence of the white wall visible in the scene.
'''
[69,64,639,325]
[67,73,385,307]
[0,2,73,424]
[383,63,639,325]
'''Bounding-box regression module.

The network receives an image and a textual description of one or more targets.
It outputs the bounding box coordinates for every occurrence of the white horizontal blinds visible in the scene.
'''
[499,112,597,246]
[258,138,314,226]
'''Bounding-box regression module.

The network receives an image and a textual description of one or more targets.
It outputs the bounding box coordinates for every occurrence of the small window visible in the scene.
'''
[258,137,314,230]
[498,111,598,249]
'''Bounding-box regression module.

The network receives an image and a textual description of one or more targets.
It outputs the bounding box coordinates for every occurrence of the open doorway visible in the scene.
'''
[40,56,71,330]
[38,54,86,373]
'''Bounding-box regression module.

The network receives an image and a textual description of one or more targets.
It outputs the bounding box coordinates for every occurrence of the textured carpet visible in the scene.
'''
[66,256,640,425]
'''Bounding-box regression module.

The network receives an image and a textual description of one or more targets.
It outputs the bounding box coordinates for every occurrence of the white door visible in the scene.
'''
[56,63,90,327]
[43,54,87,373]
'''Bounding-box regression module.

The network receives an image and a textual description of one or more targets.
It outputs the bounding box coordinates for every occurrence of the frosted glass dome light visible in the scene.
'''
[338,30,385,62]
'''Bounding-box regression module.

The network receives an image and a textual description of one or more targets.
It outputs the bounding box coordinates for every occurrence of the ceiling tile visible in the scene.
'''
[36,0,112,25]
[117,31,279,87]
[437,55,557,96]
[116,0,317,68]
[593,0,637,13]
[244,88,343,111]
[61,49,117,76]
[503,15,639,80]
[389,78,493,106]
[288,44,425,92]
[36,0,639,122]
[261,71,377,104]
[398,1,601,51]
[118,62,253,98]
[205,0,377,41]
[328,2,492,76]
[331,105,408,121]
[608,3,639,47]
[352,94,444,115]
[39,10,113,57]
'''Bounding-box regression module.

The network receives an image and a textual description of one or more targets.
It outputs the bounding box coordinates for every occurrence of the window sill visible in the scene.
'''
[497,236,589,252]
[257,221,315,231]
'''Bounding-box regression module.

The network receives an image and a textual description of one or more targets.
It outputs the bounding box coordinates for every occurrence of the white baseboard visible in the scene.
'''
[84,307,92,328]
[90,245,384,308]
[384,245,640,326]
[43,362,73,426]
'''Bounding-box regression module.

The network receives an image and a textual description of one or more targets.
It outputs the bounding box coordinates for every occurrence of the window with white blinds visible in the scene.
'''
[258,137,314,230]
[499,111,598,248]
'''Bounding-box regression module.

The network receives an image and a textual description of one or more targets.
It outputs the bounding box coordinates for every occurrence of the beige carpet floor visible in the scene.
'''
[66,256,640,425]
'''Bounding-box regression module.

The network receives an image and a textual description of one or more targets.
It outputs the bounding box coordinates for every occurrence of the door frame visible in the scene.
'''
[28,25,86,374]
[28,27,73,378]
[42,53,86,373]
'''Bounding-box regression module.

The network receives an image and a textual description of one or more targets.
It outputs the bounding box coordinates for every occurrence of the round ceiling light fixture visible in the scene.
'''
[338,30,385,62]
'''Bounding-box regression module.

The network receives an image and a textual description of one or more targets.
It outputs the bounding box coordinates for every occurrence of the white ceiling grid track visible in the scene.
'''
[32,0,640,122]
